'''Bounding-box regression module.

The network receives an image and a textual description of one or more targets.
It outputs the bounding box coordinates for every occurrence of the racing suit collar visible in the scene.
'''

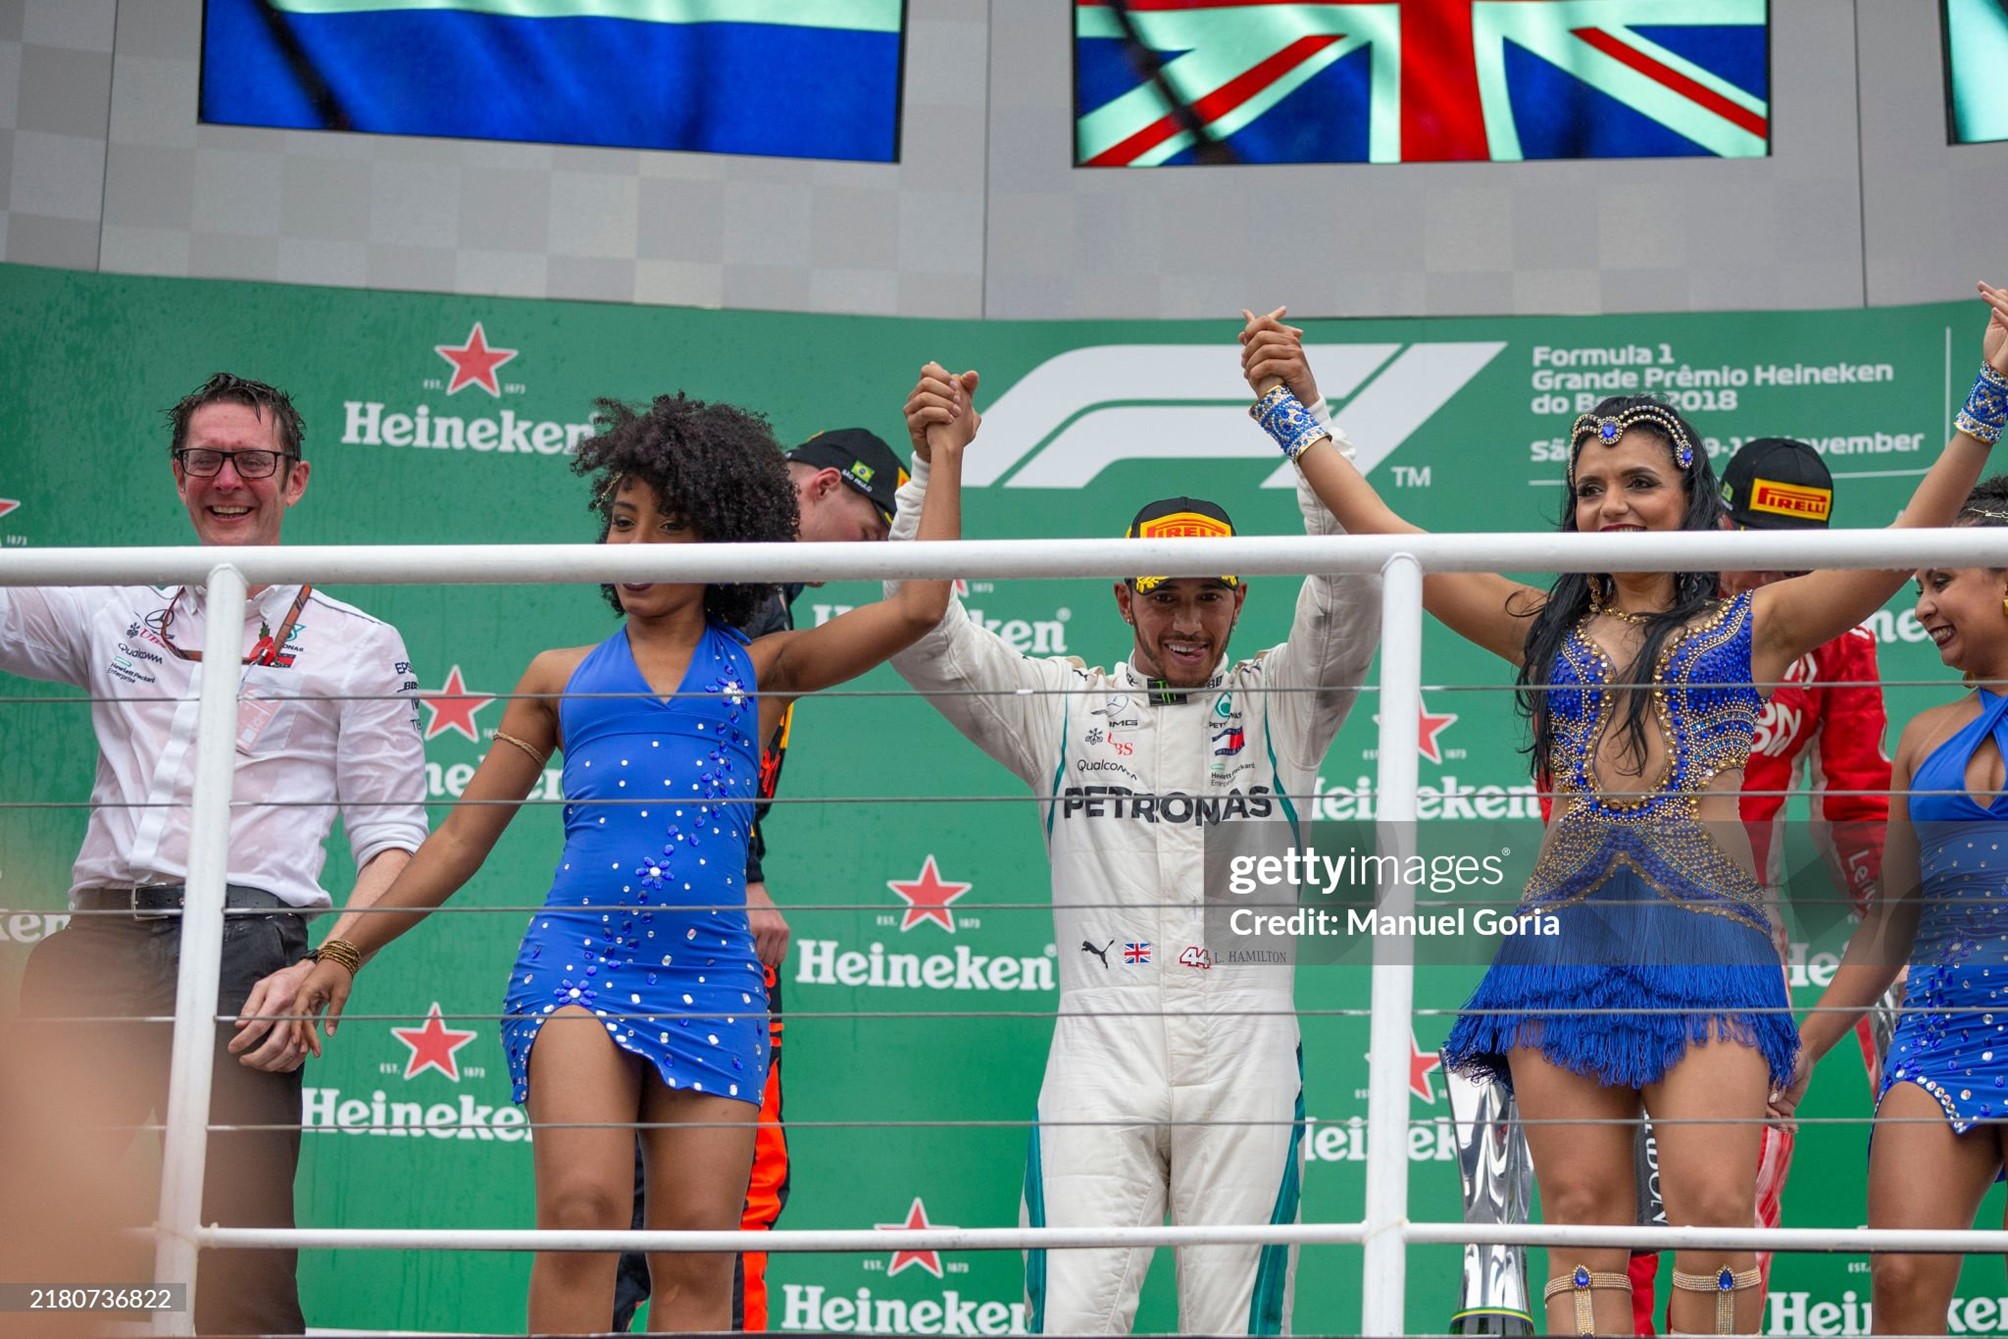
[1118,658,1227,705]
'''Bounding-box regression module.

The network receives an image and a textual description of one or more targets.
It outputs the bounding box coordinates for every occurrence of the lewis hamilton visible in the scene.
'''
[889,364,1380,1335]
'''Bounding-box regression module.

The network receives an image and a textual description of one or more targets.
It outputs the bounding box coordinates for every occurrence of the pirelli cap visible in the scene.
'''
[1126,496,1240,592]
[1721,437,1833,529]
[785,428,908,523]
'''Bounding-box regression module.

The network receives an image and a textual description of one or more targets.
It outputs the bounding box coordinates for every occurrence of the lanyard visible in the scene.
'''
[159,584,312,667]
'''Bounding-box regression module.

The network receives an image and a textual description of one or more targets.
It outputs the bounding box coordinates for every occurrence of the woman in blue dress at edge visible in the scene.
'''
[290,369,979,1334]
[1239,285,2008,1336]
[1777,473,2008,1335]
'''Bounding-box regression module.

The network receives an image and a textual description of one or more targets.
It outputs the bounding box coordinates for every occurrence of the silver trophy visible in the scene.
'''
[1867,972,1905,1089]
[1446,1071,1535,1335]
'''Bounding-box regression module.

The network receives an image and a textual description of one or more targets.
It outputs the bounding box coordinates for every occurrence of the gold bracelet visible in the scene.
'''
[491,729,547,766]
[310,937,363,977]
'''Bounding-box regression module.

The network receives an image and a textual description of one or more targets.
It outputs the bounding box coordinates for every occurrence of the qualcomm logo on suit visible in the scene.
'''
[337,324,1504,486]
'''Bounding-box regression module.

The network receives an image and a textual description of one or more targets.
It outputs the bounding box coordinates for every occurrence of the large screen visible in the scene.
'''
[1945,0,2008,145]
[1074,0,1770,166]
[200,0,906,163]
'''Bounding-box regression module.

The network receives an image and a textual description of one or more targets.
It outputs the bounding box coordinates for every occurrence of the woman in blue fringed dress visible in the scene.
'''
[291,371,980,1334]
[1239,289,2008,1335]
[1782,476,2008,1334]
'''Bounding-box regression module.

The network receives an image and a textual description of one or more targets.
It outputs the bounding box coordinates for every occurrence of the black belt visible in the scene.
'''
[73,884,298,920]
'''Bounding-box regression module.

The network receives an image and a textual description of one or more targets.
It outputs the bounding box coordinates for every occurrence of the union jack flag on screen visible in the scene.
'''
[1075,0,1770,166]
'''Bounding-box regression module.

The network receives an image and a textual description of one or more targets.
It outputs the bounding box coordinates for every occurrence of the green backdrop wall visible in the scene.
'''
[0,263,1997,1335]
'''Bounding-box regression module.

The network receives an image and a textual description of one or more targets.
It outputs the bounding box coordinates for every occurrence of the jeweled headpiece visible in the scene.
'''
[1568,405,1695,487]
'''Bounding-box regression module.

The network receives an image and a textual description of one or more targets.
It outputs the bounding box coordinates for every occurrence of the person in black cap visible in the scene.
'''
[1621,438,1894,1322]
[1714,439,1890,935]
[889,363,1381,1335]
[612,427,908,1334]
[784,427,907,544]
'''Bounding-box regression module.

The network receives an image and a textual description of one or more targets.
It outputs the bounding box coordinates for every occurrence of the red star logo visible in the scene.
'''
[422,665,494,742]
[1417,699,1459,764]
[0,500,18,519]
[888,855,971,934]
[1408,1032,1444,1104]
[875,1197,955,1278]
[1363,1030,1444,1104]
[391,1002,479,1082]
[434,321,518,397]
[1371,697,1460,764]
[952,579,969,598]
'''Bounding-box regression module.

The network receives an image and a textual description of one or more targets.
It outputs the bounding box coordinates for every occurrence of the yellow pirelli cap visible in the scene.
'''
[1126,496,1240,592]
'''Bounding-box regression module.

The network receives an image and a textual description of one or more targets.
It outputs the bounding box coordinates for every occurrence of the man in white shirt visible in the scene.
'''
[5,373,428,1335]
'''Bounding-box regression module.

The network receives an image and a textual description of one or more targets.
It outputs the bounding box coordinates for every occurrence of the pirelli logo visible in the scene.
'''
[1748,479,1832,522]
[1136,512,1232,539]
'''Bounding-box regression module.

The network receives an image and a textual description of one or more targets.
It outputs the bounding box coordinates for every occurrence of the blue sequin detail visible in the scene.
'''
[1443,592,1795,1091]
[500,624,767,1107]
[1877,689,2008,1150]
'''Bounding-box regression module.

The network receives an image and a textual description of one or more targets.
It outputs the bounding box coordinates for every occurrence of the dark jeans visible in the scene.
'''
[21,903,311,1337]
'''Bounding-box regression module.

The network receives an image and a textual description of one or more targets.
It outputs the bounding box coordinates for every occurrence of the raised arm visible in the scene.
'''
[291,649,570,1049]
[1752,281,2008,673]
[1241,308,1545,665]
[883,370,1079,790]
[749,369,967,714]
[1255,448,1382,771]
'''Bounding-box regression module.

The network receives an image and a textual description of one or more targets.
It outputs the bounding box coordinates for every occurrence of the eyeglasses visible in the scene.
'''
[172,447,297,479]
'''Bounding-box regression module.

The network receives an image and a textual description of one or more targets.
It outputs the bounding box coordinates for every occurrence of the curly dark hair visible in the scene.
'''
[1516,394,1728,780]
[571,393,799,628]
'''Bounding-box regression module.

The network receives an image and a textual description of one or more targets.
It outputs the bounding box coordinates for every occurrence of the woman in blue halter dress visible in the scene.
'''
[497,621,769,1106]
[1241,290,2007,1335]
[1784,483,2008,1334]
[290,380,977,1334]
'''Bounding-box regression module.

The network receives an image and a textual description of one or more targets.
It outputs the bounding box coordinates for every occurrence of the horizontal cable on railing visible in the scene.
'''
[0,675,1965,706]
[183,1219,2008,1256]
[7,525,2007,586]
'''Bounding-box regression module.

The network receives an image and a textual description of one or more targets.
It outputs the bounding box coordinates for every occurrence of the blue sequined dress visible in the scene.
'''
[500,623,769,1106]
[1442,592,1799,1090]
[1880,687,2008,1131]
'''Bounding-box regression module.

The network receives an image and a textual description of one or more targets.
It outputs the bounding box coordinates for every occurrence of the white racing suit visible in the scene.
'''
[887,448,1379,1335]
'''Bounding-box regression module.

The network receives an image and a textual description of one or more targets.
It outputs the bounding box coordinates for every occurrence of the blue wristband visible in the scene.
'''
[1957,363,2008,446]
[1249,386,1325,461]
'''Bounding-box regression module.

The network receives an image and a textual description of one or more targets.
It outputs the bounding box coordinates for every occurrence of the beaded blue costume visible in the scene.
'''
[1442,591,1799,1090]
[500,623,768,1106]
[1880,687,2008,1132]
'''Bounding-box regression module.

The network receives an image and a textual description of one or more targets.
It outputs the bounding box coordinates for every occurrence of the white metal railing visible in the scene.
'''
[11,525,2008,1338]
